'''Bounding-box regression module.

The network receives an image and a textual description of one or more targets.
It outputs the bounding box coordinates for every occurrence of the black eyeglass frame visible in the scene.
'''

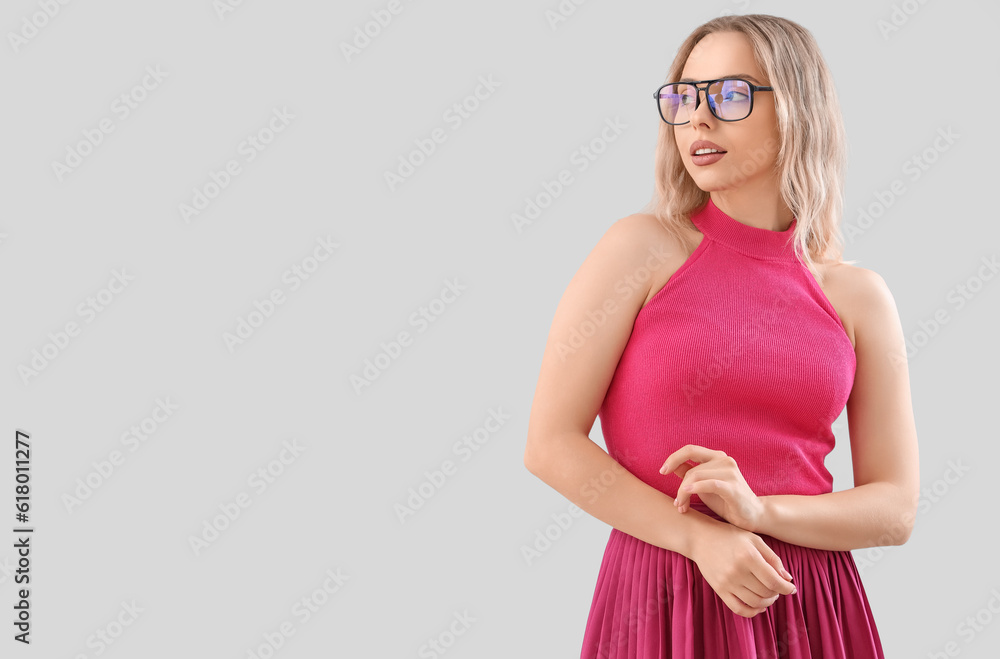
[653,78,774,125]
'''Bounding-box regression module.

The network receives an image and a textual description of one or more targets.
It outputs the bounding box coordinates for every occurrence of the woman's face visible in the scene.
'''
[673,31,781,194]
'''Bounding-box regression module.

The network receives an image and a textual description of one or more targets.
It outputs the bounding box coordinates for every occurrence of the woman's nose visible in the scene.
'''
[688,88,716,124]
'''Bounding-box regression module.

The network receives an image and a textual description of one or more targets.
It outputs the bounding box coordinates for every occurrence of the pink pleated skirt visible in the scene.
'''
[580,520,884,658]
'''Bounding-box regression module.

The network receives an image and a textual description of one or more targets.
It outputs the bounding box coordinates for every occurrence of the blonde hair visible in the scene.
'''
[642,14,856,282]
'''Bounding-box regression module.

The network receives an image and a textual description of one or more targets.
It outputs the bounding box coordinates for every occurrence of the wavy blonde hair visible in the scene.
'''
[642,14,855,282]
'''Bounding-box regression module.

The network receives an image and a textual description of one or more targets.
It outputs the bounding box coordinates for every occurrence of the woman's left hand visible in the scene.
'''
[659,445,764,532]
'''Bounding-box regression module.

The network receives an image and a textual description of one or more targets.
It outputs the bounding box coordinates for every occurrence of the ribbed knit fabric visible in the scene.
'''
[580,198,883,658]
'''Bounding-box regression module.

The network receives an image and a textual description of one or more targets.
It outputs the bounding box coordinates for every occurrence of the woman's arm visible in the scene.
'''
[750,267,921,551]
[524,214,714,559]
[526,214,798,617]
[526,428,714,559]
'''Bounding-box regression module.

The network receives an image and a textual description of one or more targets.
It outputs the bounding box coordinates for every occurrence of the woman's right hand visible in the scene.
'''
[689,518,797,618]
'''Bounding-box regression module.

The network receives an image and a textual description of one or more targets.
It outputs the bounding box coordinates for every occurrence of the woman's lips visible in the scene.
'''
[691,151,726,165]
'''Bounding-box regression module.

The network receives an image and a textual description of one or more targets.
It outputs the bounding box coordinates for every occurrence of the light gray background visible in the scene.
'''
[1,0,997,657]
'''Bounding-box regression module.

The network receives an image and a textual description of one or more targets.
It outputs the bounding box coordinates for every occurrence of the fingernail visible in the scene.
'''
[790,586,797,595]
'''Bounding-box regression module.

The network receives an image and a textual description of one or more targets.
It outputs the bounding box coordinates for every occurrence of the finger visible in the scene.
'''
[758,540,795,584]
[673,471,711,511]
[740,569,782,601]
[682,464,736,482]
[672,462,696,481]
[673,484,690,512]
[659,444,721,475]
[660,454,698,477]
[735,584,779,610]
[750,542,797,595]
[668,463,719,509]
[672,480,708,513]
[669,467,700,511]
[686,479,728,500]
[673,465,710,489]
[726,593,766,618]
[667,463,735,495]
[739,578,778,602]
[751,560,796,595]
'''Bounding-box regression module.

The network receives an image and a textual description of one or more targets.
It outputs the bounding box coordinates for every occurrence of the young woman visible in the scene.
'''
[523,14,920,658]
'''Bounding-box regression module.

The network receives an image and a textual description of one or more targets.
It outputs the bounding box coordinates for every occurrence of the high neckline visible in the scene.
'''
[690,197,799,261]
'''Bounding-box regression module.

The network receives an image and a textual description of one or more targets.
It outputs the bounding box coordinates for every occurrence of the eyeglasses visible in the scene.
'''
[653,78,774,125]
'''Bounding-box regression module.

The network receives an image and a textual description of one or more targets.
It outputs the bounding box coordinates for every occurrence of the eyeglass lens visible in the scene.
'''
[658,79,753,124]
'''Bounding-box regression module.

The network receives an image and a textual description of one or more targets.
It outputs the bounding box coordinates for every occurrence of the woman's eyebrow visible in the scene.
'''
[678,73,763,84]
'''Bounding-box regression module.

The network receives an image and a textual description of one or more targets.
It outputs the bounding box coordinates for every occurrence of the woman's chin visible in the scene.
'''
[688,176,729,193]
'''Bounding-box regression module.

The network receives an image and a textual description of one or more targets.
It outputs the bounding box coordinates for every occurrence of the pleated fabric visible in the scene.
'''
[580,524,884,658]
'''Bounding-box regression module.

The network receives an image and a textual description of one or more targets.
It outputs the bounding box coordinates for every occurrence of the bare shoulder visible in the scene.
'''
[818,262,900,351]
[822,263,896,310]
[523,211,701,444]
[610,212,703,309]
